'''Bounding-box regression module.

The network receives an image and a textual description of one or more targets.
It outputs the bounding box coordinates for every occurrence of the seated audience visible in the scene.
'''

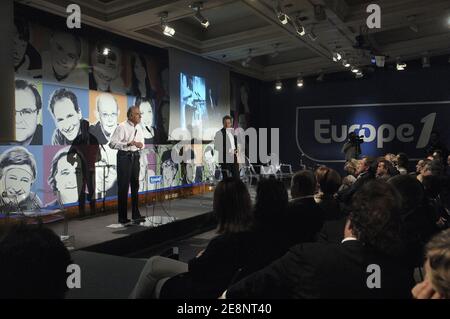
[286,170,324,246]
[131,178,288,299]
[0,224,72,299]
[224,180,415,299]
[412,228,450,299]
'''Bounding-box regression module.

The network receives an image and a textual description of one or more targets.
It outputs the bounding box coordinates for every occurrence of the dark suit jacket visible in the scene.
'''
[227,240,415,299]
[285,197,324,247]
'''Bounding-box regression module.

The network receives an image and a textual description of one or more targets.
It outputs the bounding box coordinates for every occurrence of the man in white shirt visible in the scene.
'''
[214,116,239,179]
[109,106,145,224]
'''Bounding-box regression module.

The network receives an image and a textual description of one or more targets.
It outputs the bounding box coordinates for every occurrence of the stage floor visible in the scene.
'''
[47,192,216,253]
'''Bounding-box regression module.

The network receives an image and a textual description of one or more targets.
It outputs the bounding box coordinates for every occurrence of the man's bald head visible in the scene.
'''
[127,106,142,126]
[96,93,119,137]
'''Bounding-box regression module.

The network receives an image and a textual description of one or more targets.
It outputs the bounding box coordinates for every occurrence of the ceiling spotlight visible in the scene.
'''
[159,12,175,37]
[396,57,407,71]
[343,60,351,68]
[355,71,364,79]
[297,75,304,87]
[278,12,289,24]
[294,20,306,36]
[275,79,283,90]
[351,66,360,73]
[191,2,210,28]
[274,1,289,25]
[332,52,342,62]
[103,47,110,56]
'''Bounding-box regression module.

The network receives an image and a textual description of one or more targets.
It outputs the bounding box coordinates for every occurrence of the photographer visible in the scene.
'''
[341,132,363,161]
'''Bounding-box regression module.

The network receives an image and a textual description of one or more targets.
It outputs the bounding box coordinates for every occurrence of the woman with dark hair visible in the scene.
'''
[130,53,152,98]
[130,178,255,299]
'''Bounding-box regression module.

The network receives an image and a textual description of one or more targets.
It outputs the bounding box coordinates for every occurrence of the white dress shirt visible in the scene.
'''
[226,129,236,151]
[109,120,145,152]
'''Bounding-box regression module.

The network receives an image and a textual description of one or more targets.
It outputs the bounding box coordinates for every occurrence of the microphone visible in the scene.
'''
[2,191,7,198]
[145,126,152,134]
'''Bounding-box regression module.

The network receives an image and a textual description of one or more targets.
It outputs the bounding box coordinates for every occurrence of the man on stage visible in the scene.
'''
[109,106,145,224]
[214,115,239,179]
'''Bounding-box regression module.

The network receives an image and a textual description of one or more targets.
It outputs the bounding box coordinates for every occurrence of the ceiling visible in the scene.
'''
[17,0,450,81]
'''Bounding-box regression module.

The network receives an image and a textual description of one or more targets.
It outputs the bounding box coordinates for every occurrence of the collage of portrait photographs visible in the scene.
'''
[1,16,221,215]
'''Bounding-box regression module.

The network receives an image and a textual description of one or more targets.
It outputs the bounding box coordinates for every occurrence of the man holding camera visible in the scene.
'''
[342,132,363,160]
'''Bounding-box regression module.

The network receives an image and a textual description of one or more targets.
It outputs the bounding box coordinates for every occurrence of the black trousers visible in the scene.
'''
[78,168,96,216]
[117,151,141,222]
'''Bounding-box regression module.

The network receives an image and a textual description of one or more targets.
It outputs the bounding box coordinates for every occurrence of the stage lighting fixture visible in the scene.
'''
[294,20,306,36]
[191,2,210,28]
[159,12,176,37]
[103,47,110,56]
[297,76,304,87]
[396,57,407,71]
[355,71,364,79]
[351,66,359,73]
[332,52,342,62]
[274,1,289,25]
[275,79,283,90]
[343,60,351,68]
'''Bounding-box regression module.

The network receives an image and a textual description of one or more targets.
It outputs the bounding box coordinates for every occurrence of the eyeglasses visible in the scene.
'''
[16,108,38,118]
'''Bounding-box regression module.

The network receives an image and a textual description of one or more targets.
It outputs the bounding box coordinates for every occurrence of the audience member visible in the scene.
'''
[0,224,72,299]
[224,180,415,299]
[286,171,324,246]
[412,228,450,299]
[388,175,439,268]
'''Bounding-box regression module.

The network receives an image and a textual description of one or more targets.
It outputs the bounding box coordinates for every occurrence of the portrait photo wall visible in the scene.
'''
[1,10,217,215]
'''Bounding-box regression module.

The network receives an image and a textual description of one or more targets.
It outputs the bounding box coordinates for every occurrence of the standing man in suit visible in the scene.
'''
[214,116,239,179]
[109,106,145,225]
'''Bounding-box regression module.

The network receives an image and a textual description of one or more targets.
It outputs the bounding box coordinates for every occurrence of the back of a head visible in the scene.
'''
[255,178,288,223]
[0,224,72,299]
[214,178,252,234]
[317,167,342,195]
[425,228,450,299]
[397,153,409,168]
[291,170,316,198]
[350,180,402,256]
[388,175,424,213]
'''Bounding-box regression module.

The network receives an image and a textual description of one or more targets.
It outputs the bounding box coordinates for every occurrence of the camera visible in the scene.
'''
[348,132,364,145]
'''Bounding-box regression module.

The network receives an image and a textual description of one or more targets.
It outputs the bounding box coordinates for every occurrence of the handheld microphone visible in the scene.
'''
[145,126,152,134]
